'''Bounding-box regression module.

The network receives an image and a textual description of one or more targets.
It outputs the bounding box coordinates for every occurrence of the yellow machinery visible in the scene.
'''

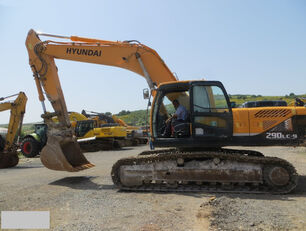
[82,110,147,146]
[69,112,127,151]
[52,111,127,150]
[26,29,306,193]
[0,92,27,168]
[288,97,306,106]
[112,115,148,145]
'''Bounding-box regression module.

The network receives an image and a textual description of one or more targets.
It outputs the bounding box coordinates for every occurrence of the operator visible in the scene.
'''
[162,99,188,137]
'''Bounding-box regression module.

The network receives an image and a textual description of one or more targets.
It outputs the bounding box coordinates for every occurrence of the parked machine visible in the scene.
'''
[82,110,147,146]
[289,97,306,107]
[0,92,27,168]
[72,112,127,151]
[20,112,127,157]
[20,123,47,158]
[112,115,148,145]
[26,29,306,193]
[240,100,288,108]
[55,111,126,150]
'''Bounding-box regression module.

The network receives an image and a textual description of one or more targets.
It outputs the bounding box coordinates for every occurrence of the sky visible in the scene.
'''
[0,0,305,123]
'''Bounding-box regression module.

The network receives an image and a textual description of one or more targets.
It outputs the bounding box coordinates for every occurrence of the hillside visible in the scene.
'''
[116,109,150,126]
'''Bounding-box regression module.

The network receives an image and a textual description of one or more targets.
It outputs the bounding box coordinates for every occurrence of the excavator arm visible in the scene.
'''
[25,29,177,172]
[0,92,27,168]
[26,30,177,128]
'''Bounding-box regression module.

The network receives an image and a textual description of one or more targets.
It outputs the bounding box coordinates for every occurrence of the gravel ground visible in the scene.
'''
[0,145,305,231]
[0,145,211,231]
[207,146,306,231]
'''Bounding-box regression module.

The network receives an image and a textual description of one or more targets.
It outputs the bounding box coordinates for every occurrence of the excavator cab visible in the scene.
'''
[151,81,233,148]
[75,120,95,137]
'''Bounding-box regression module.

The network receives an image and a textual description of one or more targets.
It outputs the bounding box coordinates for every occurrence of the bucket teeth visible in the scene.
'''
[73,164,95,171]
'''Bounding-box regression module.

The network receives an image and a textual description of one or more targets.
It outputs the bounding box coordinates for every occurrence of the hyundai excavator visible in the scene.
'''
[26,29,306,193]
[0,92,27,168]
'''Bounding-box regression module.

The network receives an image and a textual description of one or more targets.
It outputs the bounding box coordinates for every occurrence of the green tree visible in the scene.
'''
[105,112,112,116]
[117,110,131,116]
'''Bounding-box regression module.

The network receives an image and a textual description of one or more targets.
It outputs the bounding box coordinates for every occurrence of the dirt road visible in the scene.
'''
[0,145,305,230]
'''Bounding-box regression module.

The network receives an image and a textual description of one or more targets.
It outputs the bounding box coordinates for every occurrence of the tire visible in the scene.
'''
[21,137,40,158]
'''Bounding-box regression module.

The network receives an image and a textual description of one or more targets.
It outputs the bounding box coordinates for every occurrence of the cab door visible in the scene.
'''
[190,81,233,139]
[75,120,94,137]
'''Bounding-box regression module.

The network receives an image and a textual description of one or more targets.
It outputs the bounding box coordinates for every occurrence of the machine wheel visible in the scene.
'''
[263,166,291,189]
[21,137,40,158]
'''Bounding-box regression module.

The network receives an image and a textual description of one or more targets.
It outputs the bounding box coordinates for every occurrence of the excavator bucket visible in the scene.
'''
[0,152,19,168]
[40,135,94,172]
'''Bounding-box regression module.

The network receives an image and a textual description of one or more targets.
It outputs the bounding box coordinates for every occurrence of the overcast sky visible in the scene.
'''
[0,0,305,123]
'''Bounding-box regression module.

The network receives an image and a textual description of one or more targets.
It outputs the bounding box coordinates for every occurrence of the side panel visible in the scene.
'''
[248,107,298,135]
[232,109,249,136]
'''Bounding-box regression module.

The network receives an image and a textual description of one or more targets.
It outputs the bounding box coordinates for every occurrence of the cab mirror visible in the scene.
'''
[143,88,150,99]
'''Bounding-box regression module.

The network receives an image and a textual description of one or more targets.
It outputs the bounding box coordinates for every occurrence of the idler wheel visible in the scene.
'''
[264,166,290,187]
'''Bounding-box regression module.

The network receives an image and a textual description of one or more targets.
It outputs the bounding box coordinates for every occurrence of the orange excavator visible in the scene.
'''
[26,29,306,193]
[0,92,27,168]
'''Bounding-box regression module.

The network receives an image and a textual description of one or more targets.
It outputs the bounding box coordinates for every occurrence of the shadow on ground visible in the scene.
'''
[14,165,43,169]
[49,176,115,190]
[48,175,306,200]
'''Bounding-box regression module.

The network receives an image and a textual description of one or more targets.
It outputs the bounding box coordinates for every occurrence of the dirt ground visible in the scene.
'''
[0,145,305,231]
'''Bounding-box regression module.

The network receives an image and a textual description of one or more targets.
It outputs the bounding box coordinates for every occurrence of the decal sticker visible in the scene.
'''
[66,48,101,56]
[266,132,298,140]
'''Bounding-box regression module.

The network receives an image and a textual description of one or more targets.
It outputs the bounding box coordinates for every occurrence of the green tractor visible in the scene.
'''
[20,124,47,158]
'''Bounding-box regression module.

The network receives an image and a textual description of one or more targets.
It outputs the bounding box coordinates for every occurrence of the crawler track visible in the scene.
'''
[79,139,120,152]
[111,148,298,194]
[0,152,19,168]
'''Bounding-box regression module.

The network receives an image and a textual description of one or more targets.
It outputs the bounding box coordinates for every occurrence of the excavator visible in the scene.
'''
[20,111,126,157]
[0,92,27,168]
[26,29,306,193]
[82,110,147,146]
[69,111,127,151]
[111,114,148,145]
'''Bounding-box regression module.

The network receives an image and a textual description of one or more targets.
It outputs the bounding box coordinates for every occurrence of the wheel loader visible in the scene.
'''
[25,29,306,193]
[0,92,27,168]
